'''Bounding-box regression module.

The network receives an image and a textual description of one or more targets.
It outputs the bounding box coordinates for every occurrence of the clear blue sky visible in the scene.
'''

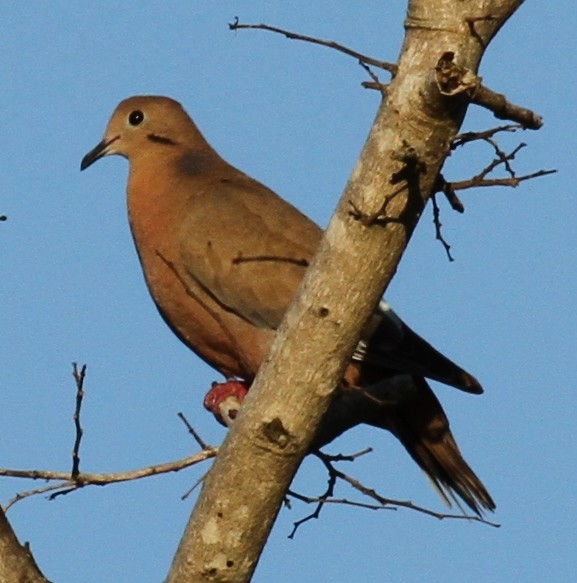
[2,2,576,582]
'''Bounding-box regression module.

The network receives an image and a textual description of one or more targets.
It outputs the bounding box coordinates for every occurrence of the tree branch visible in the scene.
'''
[167,3,525,581]
[71,363,87,479]
[229,18,397,74]
[0,450,216,509]
[0,507,52,583]
[471,84,542,129]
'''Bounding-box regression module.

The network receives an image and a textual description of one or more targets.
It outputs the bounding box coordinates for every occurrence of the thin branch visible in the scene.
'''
[362,81,389,92]
[452,124,522,149]
[358,61,388,99]
[285,451,343,538]
[6,483,74,510]
[229,18,397,74]
[177,412,209,450]
[451,137,555,190]
[432,131,554,260]
[334,465,500,527]
[450,168,556,191]
[471,84,543,130]
[431,195,454,262]
[287,494,390,538]
[1,449,217,509]
[285,447,498,538]
[181,474,207,502]
[71,363,87,479]
[436,177,465,212]
[447,128,556,192]
[317,448,373,463]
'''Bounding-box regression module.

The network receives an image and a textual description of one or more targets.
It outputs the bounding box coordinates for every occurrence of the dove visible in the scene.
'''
[81,96,494,514]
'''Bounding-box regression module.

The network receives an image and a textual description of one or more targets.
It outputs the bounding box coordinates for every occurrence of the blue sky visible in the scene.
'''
[2,2,576,582]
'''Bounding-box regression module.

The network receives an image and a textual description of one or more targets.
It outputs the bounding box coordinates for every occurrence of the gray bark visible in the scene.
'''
[166,1,524,581]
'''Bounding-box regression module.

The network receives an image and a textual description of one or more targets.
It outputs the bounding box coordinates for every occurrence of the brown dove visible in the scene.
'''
[81,95,495,515]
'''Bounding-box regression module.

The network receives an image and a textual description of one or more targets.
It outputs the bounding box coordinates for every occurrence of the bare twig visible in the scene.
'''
[452,124,521,149]
[181,474,207,502]
[285,447,497,538]
[431,195,454,262]
[447,127,556,193]
[317,448,373,463]
[336,468,500,527]
[435,177,465,212]
[287,460,337,537]
[229,18,397,74]
[71,363,87,479]
[471,84,543,130]
[358,61,388,99]
[451,137,556,191]
[5,483,70,511]
[177,412,209,450]
[432,130,554,259]
[286,448,373,537]
[1,449,217,510]
[450,168,556,191]
[287,493,390,538]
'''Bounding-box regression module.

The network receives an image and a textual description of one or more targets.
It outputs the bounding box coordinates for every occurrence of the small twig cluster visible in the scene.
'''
[430,124,556,260]
[229,20,554,262]
[1,365,497,532]
[0,365,217,511]
[286,449,499,538]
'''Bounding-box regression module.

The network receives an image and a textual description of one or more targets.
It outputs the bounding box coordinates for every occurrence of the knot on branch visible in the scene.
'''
[434,52,543,129]
[435,52,479,96]
[262,418,292,450]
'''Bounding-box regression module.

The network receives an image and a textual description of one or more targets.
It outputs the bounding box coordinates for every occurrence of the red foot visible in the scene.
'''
[203,380,250,426]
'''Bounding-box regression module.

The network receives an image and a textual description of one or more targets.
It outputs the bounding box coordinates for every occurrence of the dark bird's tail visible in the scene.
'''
[205,374,495,516]
[315,374,495,516]
[370,376,494,515]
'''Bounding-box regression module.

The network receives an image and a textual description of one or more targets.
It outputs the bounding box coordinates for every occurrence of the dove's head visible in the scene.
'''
[81,96,209,170]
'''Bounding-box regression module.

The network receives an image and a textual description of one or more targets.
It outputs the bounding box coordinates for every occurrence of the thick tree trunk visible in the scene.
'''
[166,1,524,581]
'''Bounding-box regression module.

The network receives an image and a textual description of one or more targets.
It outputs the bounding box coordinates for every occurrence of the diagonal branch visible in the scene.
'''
[229,18,397,74]
[167,5,524,581]
[0,507,51,583]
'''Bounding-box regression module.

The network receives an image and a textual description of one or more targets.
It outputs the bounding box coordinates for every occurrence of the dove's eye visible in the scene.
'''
[128,110,144,126]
